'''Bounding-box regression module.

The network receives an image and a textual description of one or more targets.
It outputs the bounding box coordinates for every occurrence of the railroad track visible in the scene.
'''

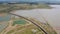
[9,13,48,34]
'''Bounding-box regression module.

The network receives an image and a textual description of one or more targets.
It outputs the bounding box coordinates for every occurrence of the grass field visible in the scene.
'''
[0,18,57,34]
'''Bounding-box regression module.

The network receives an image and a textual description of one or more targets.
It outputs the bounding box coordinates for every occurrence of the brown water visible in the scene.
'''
[12,5,60,34]
[11,5,60,27]
[12,5,60,27]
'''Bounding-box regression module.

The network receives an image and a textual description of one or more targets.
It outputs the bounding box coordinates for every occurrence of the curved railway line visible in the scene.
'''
[8,5,48,34]
[0,5,56,34]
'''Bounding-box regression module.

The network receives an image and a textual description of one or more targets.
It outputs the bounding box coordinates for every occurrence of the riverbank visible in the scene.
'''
[13,4,51,9]
[11,5,60,34]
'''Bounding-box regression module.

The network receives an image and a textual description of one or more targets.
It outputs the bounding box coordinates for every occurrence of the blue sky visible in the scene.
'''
[0,0,47,2]
[0,0,47,1]
[0,0,60,1]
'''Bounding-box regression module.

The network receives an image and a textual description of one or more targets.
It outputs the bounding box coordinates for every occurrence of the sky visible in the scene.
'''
[0,0,60,1]
[0,0,48,2]
[0,0,60,2]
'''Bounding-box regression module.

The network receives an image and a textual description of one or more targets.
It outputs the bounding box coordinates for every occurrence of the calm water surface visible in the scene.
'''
[13,5,60,28]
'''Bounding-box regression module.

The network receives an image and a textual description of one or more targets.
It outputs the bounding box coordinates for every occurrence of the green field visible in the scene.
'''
[12,19,27,26]
[0,18,57,34]
[6,24,44,34]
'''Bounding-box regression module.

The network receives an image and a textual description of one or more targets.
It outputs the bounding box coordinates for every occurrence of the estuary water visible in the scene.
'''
[12,5,60,28]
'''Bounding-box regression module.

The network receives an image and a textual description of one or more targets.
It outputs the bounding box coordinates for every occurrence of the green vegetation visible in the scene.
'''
[6,30,15,34]
[12,4,51,10]
[12,19,27,26]
[0,4,9,8]
[1,18,57,34]
[0,4,51,13]
[6,24,44,34]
